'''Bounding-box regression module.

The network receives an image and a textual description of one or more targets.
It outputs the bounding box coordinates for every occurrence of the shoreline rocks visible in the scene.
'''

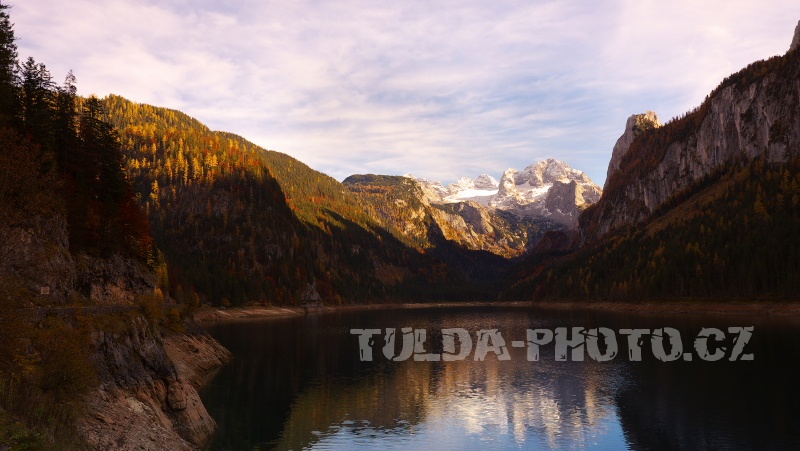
[80,318,231,450]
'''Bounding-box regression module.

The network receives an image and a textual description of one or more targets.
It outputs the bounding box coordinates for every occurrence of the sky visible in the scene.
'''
[11,1,800,186]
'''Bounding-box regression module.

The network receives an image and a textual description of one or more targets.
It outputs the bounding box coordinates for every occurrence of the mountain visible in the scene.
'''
[102,96,515,305]
[343,174,561,258]
[414,159,602,228]
[509,24,800,301]
[584,31,800,242]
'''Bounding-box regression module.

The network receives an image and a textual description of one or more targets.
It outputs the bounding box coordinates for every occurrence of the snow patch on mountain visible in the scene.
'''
[411,159,601,228]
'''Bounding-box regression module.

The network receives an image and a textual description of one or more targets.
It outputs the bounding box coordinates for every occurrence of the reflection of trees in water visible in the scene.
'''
[272,349,628,450]
[206,309,800,450]
[271,362,435,450]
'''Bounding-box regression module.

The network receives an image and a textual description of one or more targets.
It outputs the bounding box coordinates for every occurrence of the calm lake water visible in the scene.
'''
[201,306,800,450]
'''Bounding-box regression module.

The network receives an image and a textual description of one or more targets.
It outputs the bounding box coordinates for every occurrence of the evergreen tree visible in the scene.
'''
[54,70,78,176]
[0,1,18,126]
[19,57,55,152]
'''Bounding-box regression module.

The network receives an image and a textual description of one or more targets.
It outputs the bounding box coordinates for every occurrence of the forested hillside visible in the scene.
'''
[102,96,506,305]
[509,44,800,302]
[343,174,440,250]
[509,156,800,300]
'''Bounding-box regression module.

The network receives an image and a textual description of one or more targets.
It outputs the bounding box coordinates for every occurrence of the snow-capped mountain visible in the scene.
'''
[413,159,601,227]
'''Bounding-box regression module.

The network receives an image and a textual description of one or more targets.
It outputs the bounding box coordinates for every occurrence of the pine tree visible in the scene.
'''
[0,1,18,126]
[54,71,78,176]
[20,57,55,152]
[79,96,125,202]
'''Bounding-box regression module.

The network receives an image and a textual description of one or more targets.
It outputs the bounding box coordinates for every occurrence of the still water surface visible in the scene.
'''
[201,306,800,450]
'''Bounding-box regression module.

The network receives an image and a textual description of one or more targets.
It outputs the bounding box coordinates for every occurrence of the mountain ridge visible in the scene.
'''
[412,158,601,228]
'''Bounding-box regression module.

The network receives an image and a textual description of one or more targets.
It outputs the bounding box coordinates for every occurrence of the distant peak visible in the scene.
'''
[474,174,499,189]
[448,176,475,193]
[791,19,800,52]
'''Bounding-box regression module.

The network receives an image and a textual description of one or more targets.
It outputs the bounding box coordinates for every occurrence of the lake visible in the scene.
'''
[201,305,800,450]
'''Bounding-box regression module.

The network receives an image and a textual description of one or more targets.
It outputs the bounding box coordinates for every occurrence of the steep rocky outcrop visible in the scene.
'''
[75,254,157,305]
[516,159,594,188]
[543,180,602,226]
[584,36,800,241]
[2,201,229,449]
[449,201,494,235]
[604,111,662,190]
[449,176,477,193]
[413,176,450,203]
[80,321,231,450]
[1,213,156,307]
[791,19,800,52]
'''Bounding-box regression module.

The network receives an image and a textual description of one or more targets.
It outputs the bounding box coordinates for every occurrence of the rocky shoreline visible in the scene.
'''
[79,319,231,450]
[192,301,533,323]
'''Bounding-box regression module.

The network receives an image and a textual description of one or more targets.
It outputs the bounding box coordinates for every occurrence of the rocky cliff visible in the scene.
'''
[583,34,800,241]
[543,180,601,226]
[80,321,231,450]
[2,209,229,450]
[604,111,662,190]
[428,201,555,257]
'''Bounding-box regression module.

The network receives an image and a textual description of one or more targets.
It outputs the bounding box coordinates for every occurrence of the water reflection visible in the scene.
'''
[202,307,800,450]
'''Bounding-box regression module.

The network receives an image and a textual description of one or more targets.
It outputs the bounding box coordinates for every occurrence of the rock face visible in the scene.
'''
[791,20,800,52]
[80,320,231,450]
[497,168,518,197]
[0,213,157,306]
[75,254,157,305]
[451,201,494,235]
[2,187,229,450]
[474,174,499,190]
[585,44,800,240]
[428,201,559,257]
[605,111,662,190]
[0,215,76,304]
[411,176,449,203]
[544,180,602,226]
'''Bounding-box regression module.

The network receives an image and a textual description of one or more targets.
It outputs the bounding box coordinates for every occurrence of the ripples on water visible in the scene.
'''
[201,306,800,450]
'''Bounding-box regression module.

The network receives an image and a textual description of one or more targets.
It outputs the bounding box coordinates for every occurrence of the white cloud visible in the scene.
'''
[12,0,800,186]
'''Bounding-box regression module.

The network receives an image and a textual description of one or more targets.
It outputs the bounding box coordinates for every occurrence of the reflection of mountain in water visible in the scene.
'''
[204,308,800,451]
[271,341,629,450]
